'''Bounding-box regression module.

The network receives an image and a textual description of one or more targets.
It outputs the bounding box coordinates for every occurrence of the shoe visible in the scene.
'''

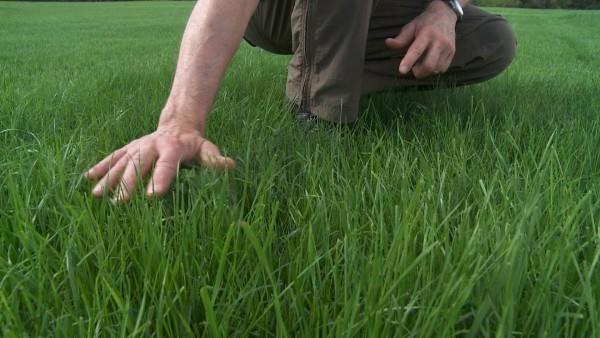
[295,106,319,123]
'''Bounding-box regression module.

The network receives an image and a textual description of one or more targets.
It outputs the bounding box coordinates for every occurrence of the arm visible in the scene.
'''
[385,0,469,79]
[85,0,259,203]
[160,0,260,134]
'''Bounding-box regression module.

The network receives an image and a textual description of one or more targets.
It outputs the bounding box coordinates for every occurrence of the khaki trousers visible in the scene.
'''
[244,0,517,122]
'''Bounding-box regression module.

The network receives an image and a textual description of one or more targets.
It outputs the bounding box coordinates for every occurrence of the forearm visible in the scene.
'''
[159,0,259,133]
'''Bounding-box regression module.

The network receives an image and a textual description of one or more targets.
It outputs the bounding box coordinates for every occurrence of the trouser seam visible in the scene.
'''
[299,0,312,111]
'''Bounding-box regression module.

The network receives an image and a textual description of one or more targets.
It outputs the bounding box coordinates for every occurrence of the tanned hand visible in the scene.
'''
[85,124,235,203]
[385,0,458,79]
[84,0,258,203]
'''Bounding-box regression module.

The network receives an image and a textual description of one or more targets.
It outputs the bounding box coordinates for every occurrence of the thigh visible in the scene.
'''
[244,0,295,55]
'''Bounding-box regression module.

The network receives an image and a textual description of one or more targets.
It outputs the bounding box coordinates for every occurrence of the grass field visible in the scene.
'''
[1,2,600,337]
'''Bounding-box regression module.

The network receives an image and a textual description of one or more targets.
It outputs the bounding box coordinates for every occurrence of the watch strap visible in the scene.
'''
[446,0,464,22]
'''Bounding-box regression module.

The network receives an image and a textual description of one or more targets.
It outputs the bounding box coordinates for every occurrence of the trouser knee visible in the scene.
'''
[496,20,517,75]
[474,18,517,80]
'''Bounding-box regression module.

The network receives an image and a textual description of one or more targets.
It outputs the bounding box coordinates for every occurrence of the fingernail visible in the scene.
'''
[92,185,102,195]
[147,187,162,197]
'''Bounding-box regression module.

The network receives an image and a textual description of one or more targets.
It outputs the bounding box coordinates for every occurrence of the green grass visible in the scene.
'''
[1,2,600,337]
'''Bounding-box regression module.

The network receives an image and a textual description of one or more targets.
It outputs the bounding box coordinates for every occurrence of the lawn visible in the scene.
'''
[1,2,600,337]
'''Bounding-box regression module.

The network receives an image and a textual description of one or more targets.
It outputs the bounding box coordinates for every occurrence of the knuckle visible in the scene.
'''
[403,22,415,32]
[155,159,179,170]
[443,40,454,51]
[125,150,142,162]
[162,139,183,152]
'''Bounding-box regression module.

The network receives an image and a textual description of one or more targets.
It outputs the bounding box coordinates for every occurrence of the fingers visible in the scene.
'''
[202,155,236,171]
[113,152,155,203]
[395,13,456,78]
[399,36,429,75]
[437,48,454,74]
[197,140,236,171]
[412,42,443,79]
[146,152,180,197]
[92,155,128,198]
[85,148,126,181]
[145,138,235,197]
[385,23,416,50]
[404,38,455,79]
[89,132,237,201]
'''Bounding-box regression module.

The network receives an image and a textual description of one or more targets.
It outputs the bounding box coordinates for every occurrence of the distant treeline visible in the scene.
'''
[9,0,600,9]
[9,0,195,2]
[476,0,599,8]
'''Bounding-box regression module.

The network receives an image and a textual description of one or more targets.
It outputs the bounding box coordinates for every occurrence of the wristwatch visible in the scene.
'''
[445,0,464,22]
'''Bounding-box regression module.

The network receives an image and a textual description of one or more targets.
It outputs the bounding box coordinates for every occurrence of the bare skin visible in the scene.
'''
[85,0,467,203]
[386,0,470,79]
[85,0,259,203]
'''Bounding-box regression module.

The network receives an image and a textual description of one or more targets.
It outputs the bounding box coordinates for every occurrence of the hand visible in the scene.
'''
[85,125,236,203]
[385,0,458,79]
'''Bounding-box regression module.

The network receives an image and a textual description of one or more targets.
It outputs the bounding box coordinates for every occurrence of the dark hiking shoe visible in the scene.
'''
[293,105,346,133]
[295,106,319,123]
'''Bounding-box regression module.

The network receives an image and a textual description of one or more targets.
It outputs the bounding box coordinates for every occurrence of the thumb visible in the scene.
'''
[197,139,236,171]
[385,23,416,49]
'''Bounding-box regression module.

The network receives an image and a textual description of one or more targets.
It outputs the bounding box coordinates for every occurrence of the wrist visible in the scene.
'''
[427,0,460,22]
[158,102,206,135]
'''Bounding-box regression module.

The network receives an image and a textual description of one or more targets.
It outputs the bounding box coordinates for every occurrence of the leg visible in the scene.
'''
[245,0,379,122]
[286,0,379,122]
[244,0,294,55]
[362,3,517,94]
